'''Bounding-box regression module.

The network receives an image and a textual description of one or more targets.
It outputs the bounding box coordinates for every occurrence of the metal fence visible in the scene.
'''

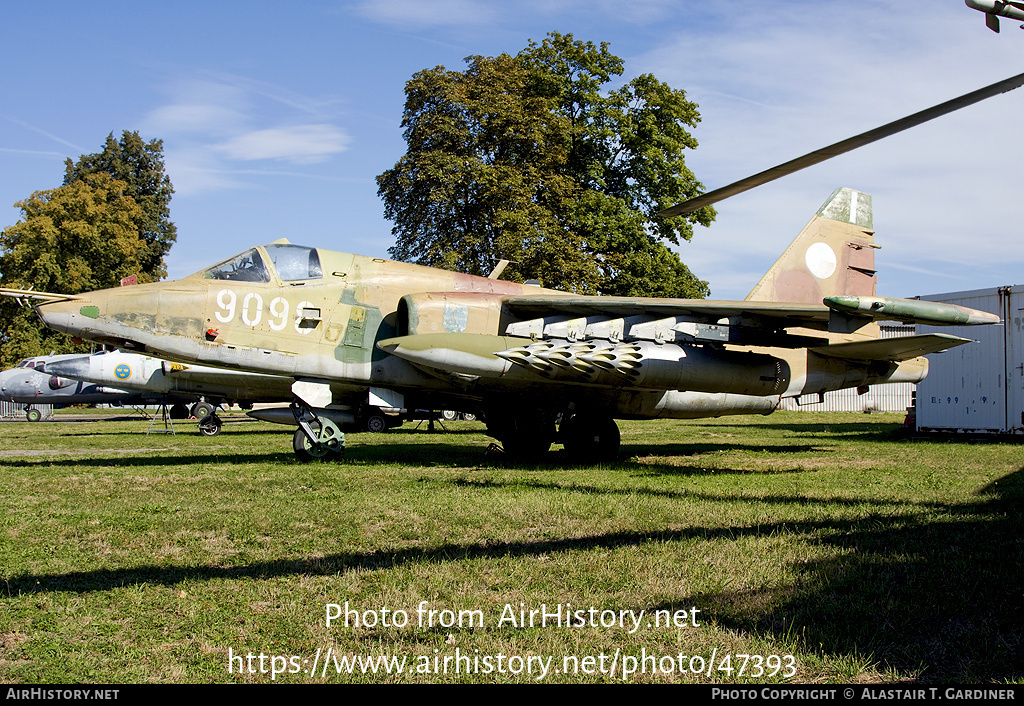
[0,400,54,420]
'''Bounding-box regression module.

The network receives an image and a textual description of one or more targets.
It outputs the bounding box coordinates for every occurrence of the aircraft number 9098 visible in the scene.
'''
[214,289,316,335]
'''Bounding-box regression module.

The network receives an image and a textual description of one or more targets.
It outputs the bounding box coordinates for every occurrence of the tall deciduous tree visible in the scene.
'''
[378,32,714,297]
[64,130,176,280]
[0,173,150,366]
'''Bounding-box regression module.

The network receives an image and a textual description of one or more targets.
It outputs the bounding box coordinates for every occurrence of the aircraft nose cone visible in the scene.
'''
[0,370,13,398]
[0,369,36,401]
[35,299,81,337]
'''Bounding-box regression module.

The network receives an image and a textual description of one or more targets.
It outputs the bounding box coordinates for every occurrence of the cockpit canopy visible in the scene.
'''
[202,244,322,283]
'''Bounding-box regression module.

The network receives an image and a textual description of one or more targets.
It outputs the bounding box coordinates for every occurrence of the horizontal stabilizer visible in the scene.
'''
[810,333,972,362]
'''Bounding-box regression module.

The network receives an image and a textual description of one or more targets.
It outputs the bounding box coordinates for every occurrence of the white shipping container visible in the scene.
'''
[916,285,1024,435]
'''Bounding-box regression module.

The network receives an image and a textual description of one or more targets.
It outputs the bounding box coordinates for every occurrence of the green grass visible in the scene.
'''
[1,412,1021,683]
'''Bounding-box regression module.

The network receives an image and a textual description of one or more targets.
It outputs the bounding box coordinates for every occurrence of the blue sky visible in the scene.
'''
[2,0,1022,300]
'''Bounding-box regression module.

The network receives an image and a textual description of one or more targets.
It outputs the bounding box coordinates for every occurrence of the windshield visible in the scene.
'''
[203,248,270,282]
[265,244,322,281]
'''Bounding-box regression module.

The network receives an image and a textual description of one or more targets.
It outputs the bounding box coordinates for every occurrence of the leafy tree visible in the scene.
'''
[378,32,714,297]
[64,130,176,280]
[0,173,150,366]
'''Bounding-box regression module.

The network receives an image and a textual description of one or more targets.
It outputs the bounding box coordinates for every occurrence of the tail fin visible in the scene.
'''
[745,187,878,304]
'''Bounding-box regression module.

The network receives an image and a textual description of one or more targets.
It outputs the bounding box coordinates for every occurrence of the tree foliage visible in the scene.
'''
[0,173,151,366]
[0,131,175,366]
[378,32,714,297]
[64,130,176,280]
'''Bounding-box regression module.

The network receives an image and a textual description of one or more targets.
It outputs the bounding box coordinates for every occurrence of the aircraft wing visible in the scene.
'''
[503,295,831,327]
[500,294,999,343]
[809,333,972,362]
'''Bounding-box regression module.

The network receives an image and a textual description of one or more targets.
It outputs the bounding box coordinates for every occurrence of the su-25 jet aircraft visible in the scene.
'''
[2,187,1000,461]
[6,71,1021,462]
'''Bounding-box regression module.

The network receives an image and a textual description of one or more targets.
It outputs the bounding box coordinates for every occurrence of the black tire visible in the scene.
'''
[440,410,459,421]
[292,419,345,462]
[487,408,556,461]
[192,401,215,420]
[25,408,42,423]
[169,403,189,420]
[561,414,620,463]
[198,416,222,437]
[461,413,477,422]
[364,414,388,433]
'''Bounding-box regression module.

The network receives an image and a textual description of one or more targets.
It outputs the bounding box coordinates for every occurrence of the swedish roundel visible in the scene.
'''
[114,363,132,380]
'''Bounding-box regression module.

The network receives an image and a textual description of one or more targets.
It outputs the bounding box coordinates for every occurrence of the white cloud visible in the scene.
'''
[162,147,245,196]
[352,0,500,28]
[215,125,351,163]
[143,74,351,195]
[145,103,246,138]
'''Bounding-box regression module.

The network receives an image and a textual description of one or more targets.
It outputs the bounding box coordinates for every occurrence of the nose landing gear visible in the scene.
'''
[290,398,345,462]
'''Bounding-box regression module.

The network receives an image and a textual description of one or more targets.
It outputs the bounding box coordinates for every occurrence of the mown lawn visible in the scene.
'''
[1,412,1020,683]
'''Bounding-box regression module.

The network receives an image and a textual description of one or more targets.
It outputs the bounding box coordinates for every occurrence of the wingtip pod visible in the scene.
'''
[824,295,1002,326]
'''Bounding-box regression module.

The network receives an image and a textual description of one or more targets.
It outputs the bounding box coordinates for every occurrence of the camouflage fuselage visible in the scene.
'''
[32,238,924,421]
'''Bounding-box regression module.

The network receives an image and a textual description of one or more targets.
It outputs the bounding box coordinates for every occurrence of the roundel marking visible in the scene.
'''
[805,242,837,280]
[114,363,132,380]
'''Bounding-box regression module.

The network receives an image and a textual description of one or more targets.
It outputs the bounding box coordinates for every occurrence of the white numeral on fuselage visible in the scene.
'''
[241,292,262,326]
[215,289,235,323]
[215,288,316,335]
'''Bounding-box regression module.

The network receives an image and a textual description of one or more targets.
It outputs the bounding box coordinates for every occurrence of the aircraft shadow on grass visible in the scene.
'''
[663,466,1024,682]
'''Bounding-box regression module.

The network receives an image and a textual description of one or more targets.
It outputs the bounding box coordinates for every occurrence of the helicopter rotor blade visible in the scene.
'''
[661,70,1024,218]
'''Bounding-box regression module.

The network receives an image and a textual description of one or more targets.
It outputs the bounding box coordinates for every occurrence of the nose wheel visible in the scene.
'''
[292,419,344,461]
[290,399,345,462]
[198,415,223,436]
[191,401,216,420]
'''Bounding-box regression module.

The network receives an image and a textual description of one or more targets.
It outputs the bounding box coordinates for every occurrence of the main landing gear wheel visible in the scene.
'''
[561,414,620,463]
[198,415,222,437]
[364,413,388,433]
[488,408,556,461]
[293,418,344,462]
[169,403,189,420]
[25,408,42,423]
[192,401,216,420]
